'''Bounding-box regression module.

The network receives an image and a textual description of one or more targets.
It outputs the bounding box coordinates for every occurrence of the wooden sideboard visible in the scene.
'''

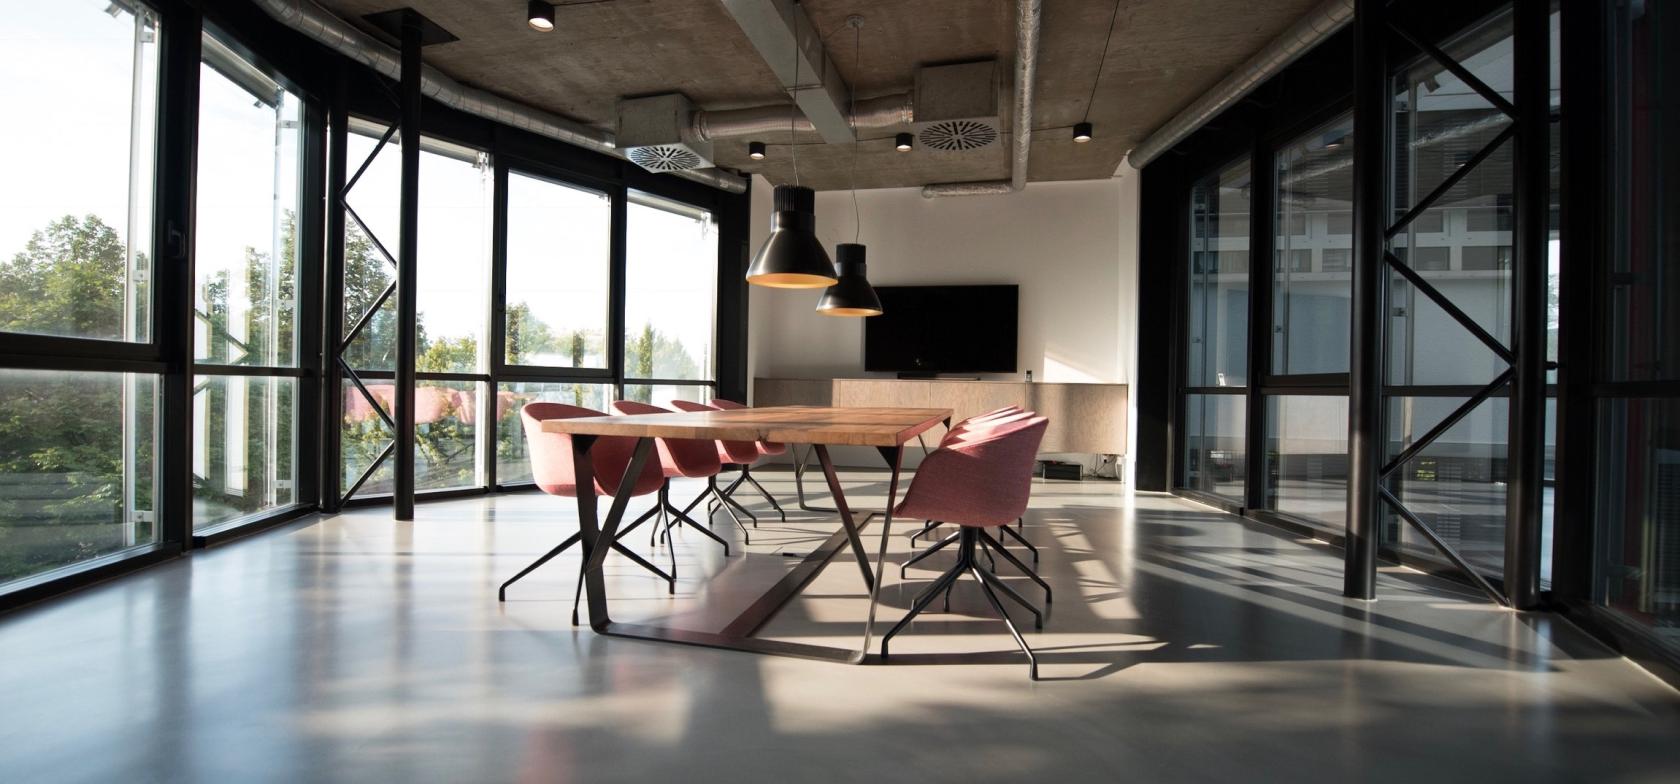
[753,377,1127,456]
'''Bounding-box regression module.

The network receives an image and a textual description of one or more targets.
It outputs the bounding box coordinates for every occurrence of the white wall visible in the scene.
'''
[746,167,1142,476]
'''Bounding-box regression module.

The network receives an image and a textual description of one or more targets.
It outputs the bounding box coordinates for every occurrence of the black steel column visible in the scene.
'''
[1344,0,1388,600]
[155,0,201,551]
[1505,0,1550,609]
[321,73,348,513]
[394,14,422,520]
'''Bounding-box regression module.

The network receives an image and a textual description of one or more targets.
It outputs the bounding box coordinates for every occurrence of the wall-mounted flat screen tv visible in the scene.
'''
[864,285,1018,375]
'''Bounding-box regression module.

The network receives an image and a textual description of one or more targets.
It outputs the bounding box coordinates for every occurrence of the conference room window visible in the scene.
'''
[1273,112,1353,376]
[338,125,492,497]
[0,2,163,589]
[1182,157,1251,500]
[622,191,718,404]
[1594,0,1679,657]
[191,29,305,530]
[1384,6,1536,578]
[504,172,611,370]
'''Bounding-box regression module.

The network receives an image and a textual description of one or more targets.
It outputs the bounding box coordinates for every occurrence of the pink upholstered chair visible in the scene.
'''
[881,414,1051,680]
[912,406,1036,548]
[713,398,816,515]
[674,400,785,522]
[501,403,676,625]
[610,400,743,553]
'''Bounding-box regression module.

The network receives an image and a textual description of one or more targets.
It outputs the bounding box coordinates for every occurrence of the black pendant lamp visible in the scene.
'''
[816,244,883,316]
[746,185,836,288]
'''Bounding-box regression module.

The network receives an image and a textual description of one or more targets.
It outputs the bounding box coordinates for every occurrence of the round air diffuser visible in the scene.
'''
[919,120,999,151]
[627,145,704,172]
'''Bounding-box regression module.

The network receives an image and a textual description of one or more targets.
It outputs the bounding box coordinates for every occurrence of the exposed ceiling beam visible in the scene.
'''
[719,0,854,145]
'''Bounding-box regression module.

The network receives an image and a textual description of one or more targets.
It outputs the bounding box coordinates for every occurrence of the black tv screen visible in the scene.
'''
[864,285,1018,374]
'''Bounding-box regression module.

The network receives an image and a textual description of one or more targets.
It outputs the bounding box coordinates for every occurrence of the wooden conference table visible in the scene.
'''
[541,405,951,662]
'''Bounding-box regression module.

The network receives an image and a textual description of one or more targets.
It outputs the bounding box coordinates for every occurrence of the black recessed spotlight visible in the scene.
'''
[527,0,555,32]
[895,132,913,152]
[1073,121,1093,143]
[749,141,766,160]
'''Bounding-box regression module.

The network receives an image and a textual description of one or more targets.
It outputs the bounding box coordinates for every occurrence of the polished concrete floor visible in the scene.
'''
[1,469,1677,784]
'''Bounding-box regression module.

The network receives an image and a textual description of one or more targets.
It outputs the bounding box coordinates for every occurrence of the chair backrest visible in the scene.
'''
[669,400,760,464]
[521,402,665,498]
[904,415,1049,526]
[609,400,721,477]
[945,408,1034,445]
[709,398,787,455]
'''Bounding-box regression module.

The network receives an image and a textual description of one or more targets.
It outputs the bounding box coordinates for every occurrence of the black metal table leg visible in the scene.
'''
[814,445,874,591]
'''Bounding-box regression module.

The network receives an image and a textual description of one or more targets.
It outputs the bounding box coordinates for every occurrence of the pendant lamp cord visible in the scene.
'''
[789,9,801,187]
[850,20,861,244]
[1084,0,1123,124]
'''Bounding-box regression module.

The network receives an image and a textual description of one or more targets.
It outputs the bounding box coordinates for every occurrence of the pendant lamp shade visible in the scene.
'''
[746,185,837,288]
[815,243,883,316]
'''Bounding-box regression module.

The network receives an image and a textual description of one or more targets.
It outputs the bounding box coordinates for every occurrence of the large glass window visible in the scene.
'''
[505,173,611,369]
[1594,0,1679,657]
[338,126,492,498]
[0,370,157,588]
[0,2,159,342]
[1183,393,1246,500]
[1265,396,1349,529]
[1186,159,1251,389]
[191,31,302,530]
[1274,113,1354,375]
[622,191,717,401]
[1181,157,1251,500]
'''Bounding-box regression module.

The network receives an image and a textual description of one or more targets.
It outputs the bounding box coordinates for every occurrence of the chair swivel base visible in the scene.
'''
[881,526,1045,680]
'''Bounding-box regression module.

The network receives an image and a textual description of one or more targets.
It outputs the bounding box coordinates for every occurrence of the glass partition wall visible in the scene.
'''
[1170,3,1560,590]
[0,1,745,605]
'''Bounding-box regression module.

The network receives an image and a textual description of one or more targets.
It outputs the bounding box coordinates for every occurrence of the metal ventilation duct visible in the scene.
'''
[922,0,1041,198]
[249,0,747,194]
[690,93,914,141]
[1127,0,1354,169]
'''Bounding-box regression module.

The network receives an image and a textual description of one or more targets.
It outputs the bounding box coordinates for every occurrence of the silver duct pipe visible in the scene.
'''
[250,0,747,194]
[1128,0,1353,169]
[922,0,1040,198]
[691,93,912,141]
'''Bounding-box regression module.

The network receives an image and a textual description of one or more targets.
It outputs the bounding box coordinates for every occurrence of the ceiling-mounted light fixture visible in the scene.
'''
[1077,0,1122,144]
[895,132,914,152]
[817,244,883,316]
[748,184,836,288]
[817,16,882,317]
[747,5,834,289]
[748,141,766,160]
[527,0,555,31]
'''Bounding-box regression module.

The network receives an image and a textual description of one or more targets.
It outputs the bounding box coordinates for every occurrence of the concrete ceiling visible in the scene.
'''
[311,0,1323,191]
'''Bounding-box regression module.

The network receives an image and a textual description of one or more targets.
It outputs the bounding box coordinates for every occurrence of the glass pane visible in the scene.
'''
[1387,396,1509,577]
[0,370,157,587]
[1389,8,1516,381]
[342,129,491,374]
[624,193,717,381]
[338,379,483,498]
[340,378,393,498]
[1181,393,1245,500]
[1187,158,1250,387]
[1595,398,1680,656]
[415,380,481,492]
[621,384,713,408]
[495,381,615,485]
[1273,113,1354,375]
[1605,0,1680,382]
[0,2,158,342]
[192,376,296,530]
[1264,395,1348,529]
[505,173,610,368]
[194,32,301,367]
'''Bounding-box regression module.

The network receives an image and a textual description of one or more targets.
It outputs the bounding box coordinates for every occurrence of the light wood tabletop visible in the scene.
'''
[540,405,952,447]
